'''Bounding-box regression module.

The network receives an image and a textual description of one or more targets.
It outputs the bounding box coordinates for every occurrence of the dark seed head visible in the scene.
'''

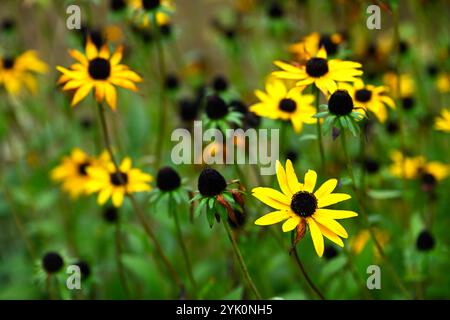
[229,100,247,114]
[212,75,229,92]
[88,58,111,80]
[224,29,236,39]
[402,97,415,110]
[178,98,199,122]
[198,168,227,197]
[399,40,409,55]
[385,120,399,135]
[278,98,297,113]
[426,64,438,77]
[165,74,179,90]
[2,57,15,69]
[285,150,298,163]
[319,35,338,56]
[228,209,246,229]
[363,158,380,174]
[110,171,128,186]
[143,0,160,10]
[103,206,118,223]
[421,172,437,192]
[75,261,91,279]
[416,230,435,251]
[83,29,105,49]
[306,57,329,78]
[355,88,372,103]
[323,246,338,260]
[78,162,90,176]
[110,0,126,11]
[1,19,15,32]
[328,90,354,116]
[290,191,318,217]
[42,252,64,274]
[157,166,181,191]
[268,2,284,19]
[160,24,172,37]
[79,117,94,130]
[205,95,229,120]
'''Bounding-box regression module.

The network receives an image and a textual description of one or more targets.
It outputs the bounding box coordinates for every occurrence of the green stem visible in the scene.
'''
[171,198,197,295]
[223,221,262,300]
[313,86,325,170]
[115,219,131,298]
[96,102,185,293]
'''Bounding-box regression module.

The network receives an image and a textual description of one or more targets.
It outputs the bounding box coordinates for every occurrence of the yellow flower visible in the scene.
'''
[51,149,110,198]
[86,157,153,207]
[272,47,363,96]
[249,78,316,133]
[436,72,450,93]
[0,51,48,96]
[252,160,358,257]
[289,32,344,62]
[435,108,450,133]
[129,0,174,27]
[383,72,414,98]
[56,38,142,110]
[350,228,389,260]
[389,150,449,181]
[339,79,395,123]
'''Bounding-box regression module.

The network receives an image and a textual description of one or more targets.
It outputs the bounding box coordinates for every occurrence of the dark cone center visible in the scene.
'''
[143,0,160,10]
[279,98,297,113]
[78,162,90,176]
[319,35,338,56]
[2,57,15,69]
[355,88,372,103]
[198,168,227,197]
[328,90,354,116]
[306,57,329,77]
[110,171,128,186]
[157,167,181,191]
[88,57,111,80]
[205,95,229,120]
[290,191,318,217]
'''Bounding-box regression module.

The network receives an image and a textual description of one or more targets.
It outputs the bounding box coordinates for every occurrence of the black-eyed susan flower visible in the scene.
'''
[416,230,435,251]
[249,78,316,133]
[42,252,64,274]
[86,157,153,207]
[289,32,344,62]
[350,228,389,260]
[0,51,48,96]
[51,149,110,198]
[203,95,242,131]
[314,89,365,136]
[150,166,190,205]
[339,79,395,123]
[435,108,450,133]
[252,160,358,257]
[57,38,142,110]
[383,72,415,110]
[129,0,174,28]
[272,47,362,96]
[436,72,450,93]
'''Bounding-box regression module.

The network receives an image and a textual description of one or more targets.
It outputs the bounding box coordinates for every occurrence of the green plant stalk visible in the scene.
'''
[223,221,262,300]
[340,128,411,298]
[96,102,185,293]
[115,219,131,298]
[171,198,197,295]
[313,86,326,169]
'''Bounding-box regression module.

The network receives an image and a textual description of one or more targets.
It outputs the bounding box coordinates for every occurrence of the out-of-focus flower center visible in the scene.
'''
[291,191,318,217]
[279,98,297,113]
[88,57,111,80]
[110,171,128,186]
[142,0,160,10]
[355,88,372,103]
[2,57,15,69]
[306,57,329,77]
[78,161,90,176]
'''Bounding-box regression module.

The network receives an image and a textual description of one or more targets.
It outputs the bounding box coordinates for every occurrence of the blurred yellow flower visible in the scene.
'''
[339,78,395,123]
[86,157,153,207]
[252,160,358,257]
[435,108,450,133]
[51,149,110,199]
[350,228,389,260]
[436,73,450,93]
[129,0,174,28]
[250,78,316,133]
[383,72,414,98]
[56,37,142,110]
[289,32,344,62]
[389,150,449,181]
[272,47,363,96]
[0,51,48,96]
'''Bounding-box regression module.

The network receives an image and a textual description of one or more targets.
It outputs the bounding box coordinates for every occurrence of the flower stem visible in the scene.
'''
[96,102,185,294]
[115,219,131,298]
[291,244,325,300]
[223,221,262,300]
[171,198,197,295]
[340,128,411,298]
[313,85,325,170]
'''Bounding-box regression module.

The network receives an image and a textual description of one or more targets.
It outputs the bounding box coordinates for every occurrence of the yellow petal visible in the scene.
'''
[120,157,132,171]
[307,217,324,257]
[282,216,300,232]
[254,210,291,226]
[71,83,93,106]
[252,188,291,210]
[98,187,112,205]
[318,193,351,208]
[85,38,98,60]
[285,159,302,193]
[315,208,358,219]
[317,223,344,247]
[303,169,317,192]
[112,190,125,207]
[312,215,348,238]
[314,178,338,199]
[104,82,117,110]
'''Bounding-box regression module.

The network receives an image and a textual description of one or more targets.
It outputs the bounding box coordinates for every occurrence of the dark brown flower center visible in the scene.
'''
[306,57,329,77]
[78,162,90,176]
[355,88,372,103]
[328,90,354,116]
[290,191,318,217]
[110,171,128,186]
[319,35,338,56]
[2,57,15,69]
[278,98,297,113]
[88,57,111,80]
[143,0,160,10]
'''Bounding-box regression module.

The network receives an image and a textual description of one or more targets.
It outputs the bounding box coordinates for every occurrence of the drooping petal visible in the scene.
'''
[307,217,324,257]
[254,210,291,226]
[312,215,348,238]
[317,223,344,247]
[282,216,300,232]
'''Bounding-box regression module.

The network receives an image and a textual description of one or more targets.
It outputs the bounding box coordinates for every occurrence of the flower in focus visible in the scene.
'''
[56,38,142,110]
[272,47,362,96]
[339,79,395,123]
[434,108,450,133]
[51,148,110,198]
[0,51,48,96]
[86,157,153,207]
[289,32,344,62]
[249,78,316,133]
[252,160,358,257]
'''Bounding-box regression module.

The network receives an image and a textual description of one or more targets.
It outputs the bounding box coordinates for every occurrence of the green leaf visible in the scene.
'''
[206,207,215,227]
[367,189,403,199]
[313,112,329,119]
[216,202,228,220]
[298,134,317,142]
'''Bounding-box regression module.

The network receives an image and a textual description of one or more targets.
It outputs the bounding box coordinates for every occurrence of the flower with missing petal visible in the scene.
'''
[56,38,142,110]
[252,160,358,257]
